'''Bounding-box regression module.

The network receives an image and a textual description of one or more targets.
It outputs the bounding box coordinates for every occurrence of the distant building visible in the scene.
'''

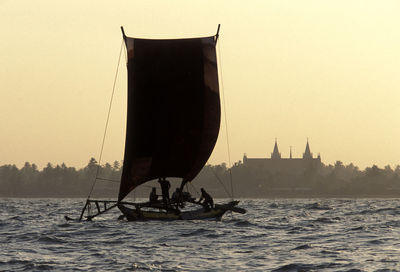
[243,139,322,175]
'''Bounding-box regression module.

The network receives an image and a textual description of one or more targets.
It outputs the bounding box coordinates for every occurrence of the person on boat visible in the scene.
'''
[158,177,171,208]
[197,188,214,211]
[171,188,183,208]
[182,191,194,202]
[149,187,158,203]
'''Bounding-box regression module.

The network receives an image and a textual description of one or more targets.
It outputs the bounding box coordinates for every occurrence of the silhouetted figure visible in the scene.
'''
[198,188,214,211]
[149,187,158,203]
[178,179,194,203]
[182,191,194,202]
[171,188,183,208]
[158,177,171,209]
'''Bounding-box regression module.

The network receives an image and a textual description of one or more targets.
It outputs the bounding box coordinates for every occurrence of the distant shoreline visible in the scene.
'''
[2,159,400,200]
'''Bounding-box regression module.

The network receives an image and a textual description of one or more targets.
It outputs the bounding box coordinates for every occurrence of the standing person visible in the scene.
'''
[197,188,214,211]
[158,177,171,209]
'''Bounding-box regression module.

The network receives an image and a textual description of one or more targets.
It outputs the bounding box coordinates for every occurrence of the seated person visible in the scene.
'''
[182,191,194,202]
[149,187,158,203]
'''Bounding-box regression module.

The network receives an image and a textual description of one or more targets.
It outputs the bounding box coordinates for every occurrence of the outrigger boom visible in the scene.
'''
[78,199,119,221]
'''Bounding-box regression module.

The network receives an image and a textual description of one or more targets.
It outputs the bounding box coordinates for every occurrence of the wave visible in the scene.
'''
[346,206,400,216]
[287,226,315,234]
[272,262,344,271]
[292,244,312,250]
[314,217,340,224]
[0,260,55,272]
[37,235,67,244]
[233,219,256,228]
[320,249,339,256]
[348,226,365,231]
[180,228,216,237]
[366,239,385,245]
[269,203,279,208]
[131,262,154,271]
[305,202,333,210]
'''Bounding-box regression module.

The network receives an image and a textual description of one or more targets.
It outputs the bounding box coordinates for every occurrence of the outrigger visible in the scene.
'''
[70,25,246,222]
[76,198,245,222]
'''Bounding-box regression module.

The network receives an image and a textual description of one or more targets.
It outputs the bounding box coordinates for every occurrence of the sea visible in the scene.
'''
[1,198,400,271]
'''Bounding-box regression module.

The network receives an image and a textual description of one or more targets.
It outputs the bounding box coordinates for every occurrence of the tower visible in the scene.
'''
[271,138,281,159]
[303,138,313,159]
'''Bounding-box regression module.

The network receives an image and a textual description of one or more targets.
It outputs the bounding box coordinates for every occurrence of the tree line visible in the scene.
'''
[1,158,400,198]
[0,158,121,197]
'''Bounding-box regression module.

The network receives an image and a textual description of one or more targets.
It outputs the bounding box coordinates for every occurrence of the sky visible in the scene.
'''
[1,0,399,170]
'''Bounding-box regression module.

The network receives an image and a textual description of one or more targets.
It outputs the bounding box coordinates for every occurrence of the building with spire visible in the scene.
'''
[271,138,281,160]
[303,139,313,159]
[243,139,322,175]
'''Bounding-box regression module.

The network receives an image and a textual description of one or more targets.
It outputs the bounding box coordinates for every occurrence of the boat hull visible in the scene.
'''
[117,202,237,221]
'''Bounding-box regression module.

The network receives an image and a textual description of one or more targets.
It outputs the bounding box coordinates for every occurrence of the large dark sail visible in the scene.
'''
[118,33,220,201]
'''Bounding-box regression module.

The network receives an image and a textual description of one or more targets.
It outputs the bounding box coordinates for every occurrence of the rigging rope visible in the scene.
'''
[189,182,200,197]
[86,39,124,200]
[95,177,120,183]
[217,37,234,201]
[212,170,232,198]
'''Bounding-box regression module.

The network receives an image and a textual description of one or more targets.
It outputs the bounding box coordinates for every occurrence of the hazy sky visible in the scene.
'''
[1,0,399,169]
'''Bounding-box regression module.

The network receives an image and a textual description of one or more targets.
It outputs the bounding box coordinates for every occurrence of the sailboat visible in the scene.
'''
[75,26,246,221]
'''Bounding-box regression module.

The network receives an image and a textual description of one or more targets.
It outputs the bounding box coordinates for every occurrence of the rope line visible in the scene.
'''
[212,169,232,198]
[95,177,120,183]
[217,38,234,200]
[189,182,200,197]
[87,39,124,199]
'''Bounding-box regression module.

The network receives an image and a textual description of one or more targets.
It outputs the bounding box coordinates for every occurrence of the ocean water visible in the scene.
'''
[1,198,400,271]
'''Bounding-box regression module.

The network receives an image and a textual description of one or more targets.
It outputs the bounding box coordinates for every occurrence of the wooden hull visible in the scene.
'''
[117,202,238,221]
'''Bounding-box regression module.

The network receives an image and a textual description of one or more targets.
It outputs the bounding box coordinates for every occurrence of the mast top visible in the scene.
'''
[215,24,221,43]
[121,26,127,42]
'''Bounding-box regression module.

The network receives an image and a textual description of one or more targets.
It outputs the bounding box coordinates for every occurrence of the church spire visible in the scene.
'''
[271,138,281,159]
[303,138,313,159]
[290,146,292,159]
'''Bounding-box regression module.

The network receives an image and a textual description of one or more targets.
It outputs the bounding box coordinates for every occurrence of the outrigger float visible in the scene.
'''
[70,25,246,222]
